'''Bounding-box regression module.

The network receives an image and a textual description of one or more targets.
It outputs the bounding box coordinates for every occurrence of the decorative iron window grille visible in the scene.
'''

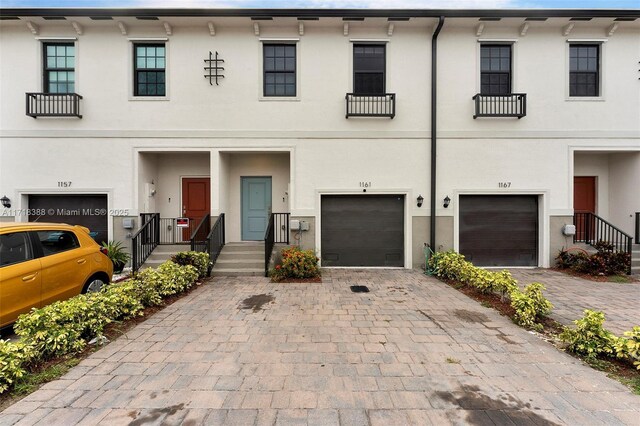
[204,51,225,85]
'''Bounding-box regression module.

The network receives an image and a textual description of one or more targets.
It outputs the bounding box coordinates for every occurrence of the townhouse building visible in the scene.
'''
[1,8,639,275]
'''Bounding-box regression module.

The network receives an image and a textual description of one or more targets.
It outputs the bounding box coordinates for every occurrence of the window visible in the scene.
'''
[43,43,75,93]
[480,45,511,95]
[0,233,33,267]
[570,44,599,97]
[134,43,166,97]
[353,44,385,94]
[263,44,296,97]
[36,231,79,256]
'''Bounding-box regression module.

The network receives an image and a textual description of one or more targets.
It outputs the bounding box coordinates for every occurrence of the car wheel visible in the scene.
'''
[84,277,106,293]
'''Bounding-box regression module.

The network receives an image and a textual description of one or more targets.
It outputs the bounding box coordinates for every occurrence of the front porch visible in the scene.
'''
[134,150,292,274]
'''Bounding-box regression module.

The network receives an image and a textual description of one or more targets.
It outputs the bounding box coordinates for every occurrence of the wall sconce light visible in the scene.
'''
[416,195,424,208]
[1,195,11,208]
[443,196,451,208]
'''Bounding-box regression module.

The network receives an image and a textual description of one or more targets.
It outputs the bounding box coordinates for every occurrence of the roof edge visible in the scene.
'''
[1,8,639,19]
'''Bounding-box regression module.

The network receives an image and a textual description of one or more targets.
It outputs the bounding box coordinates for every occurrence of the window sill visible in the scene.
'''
[565,97,605,102]
[258,97,301,102]
[128,96,170,102]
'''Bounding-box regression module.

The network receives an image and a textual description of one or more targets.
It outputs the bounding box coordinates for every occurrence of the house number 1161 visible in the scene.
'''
[359,182,371,188]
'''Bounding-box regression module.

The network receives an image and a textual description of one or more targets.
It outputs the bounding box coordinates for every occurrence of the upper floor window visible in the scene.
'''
[44,43,75,93]
[353,44,385,94]
[480,45,511,95]
[263,44,296,97]
[570,44,599,97]
[134,43,166,97]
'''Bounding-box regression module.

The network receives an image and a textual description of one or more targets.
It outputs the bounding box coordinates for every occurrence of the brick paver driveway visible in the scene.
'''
[1,270,639,425]
[509,269,640,335]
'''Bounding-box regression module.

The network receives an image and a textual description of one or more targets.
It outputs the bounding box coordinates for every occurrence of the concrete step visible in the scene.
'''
[222,244,263,253]
[215,259,263,269]
[631,267,640,275]
[156,244,190,252]
[632,259,640,267]
[212,268,264,277]
[218,251,263,260]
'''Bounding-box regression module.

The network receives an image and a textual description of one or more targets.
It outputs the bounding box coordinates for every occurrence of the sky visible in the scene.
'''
[1,0,639,9]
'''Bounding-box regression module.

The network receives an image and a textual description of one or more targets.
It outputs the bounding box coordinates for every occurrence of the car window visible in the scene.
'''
[36,230,80,256]
[0,232,33,267]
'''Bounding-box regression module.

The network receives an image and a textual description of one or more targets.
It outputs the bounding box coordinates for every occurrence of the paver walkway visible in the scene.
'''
[1,269,639,425]
[509,269,640,335]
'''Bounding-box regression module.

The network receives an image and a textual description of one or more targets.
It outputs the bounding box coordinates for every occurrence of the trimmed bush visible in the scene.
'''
[556,242,630,276]
[0,252,208,394]
[0,340,34,394]
[615,327,640,370]
[559,310,617,360]
[429,251,552,330]
[270,246,320,282]
[171,251,210,278]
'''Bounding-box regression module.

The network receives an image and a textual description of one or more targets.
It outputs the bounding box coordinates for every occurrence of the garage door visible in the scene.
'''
[459,195,538,267]
[28,195,108,245]
[321,195,404,267]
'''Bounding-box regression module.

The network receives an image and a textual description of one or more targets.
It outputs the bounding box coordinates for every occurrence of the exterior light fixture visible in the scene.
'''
[1,195,10,208]
[443,196,451,208]
[417,195,424,208]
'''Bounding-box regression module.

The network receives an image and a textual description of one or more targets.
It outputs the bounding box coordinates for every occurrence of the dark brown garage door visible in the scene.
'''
[28,195,108,245]
[459,195,538,267]
[321,195,404,267]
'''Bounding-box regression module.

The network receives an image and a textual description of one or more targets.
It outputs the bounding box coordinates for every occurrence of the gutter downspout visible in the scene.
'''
[430,16,445,253]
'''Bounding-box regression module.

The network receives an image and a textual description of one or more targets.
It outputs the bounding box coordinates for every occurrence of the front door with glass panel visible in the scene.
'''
[241,177,272,241]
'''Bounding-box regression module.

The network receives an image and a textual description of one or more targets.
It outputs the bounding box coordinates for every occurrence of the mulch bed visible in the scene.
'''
[551,267,639,283]
[439,277,516,319]
[272,276,322,284]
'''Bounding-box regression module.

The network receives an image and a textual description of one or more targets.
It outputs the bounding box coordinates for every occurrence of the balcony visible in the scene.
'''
[345,93,395,119]
[26,93,83,118]
[472,93,526,119]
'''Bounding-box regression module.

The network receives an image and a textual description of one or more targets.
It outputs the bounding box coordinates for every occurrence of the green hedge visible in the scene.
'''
[561,310,640,369]
[0,251,208,394]
[429,251,553,330]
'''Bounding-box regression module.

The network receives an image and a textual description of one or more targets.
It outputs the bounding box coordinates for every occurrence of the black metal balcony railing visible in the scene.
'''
[26,93,83,118]
[472,93,526,119]
[346,93,396,118]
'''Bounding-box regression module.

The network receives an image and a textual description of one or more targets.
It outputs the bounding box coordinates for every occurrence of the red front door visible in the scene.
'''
[182,178,211,240]
[574,176,596,241]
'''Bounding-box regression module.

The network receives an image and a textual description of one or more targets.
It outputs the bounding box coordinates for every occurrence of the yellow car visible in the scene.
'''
[0,222,113,329]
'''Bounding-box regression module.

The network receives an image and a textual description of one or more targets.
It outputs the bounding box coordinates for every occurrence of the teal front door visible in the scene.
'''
[241,177,272,241]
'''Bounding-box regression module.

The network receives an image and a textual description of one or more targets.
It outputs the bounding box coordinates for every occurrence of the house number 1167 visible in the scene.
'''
[498,182,511,188]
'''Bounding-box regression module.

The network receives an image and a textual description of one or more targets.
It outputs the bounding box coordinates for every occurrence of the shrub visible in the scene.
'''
[171,252,210,278]
[556,243,630,276]
[270,246,320,282]
[431,251,552,329]
[559,310,617,360]
[0,340,34,394]
[615,327,640,370]
[510,283,553,330]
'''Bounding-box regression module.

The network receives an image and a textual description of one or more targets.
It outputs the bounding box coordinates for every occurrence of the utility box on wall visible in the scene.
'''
[122,218,135,229]
[562,224,576,236]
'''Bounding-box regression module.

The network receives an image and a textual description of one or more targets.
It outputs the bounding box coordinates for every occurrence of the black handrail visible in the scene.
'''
[346,93,396,118]
[131,213,160,272]
[190,214,211,252]
[264,213,290,277]
[206,214,226,274]
[635,212,639,244]
[26,92,83,118]
[472,93,526,119]
[574,212,632,274]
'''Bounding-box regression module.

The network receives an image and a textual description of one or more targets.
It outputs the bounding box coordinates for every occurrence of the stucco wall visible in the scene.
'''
[574,153,610,219]
[609,152,640,236]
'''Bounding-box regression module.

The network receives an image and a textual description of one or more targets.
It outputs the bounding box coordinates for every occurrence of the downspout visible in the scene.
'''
[429,16,445,252]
